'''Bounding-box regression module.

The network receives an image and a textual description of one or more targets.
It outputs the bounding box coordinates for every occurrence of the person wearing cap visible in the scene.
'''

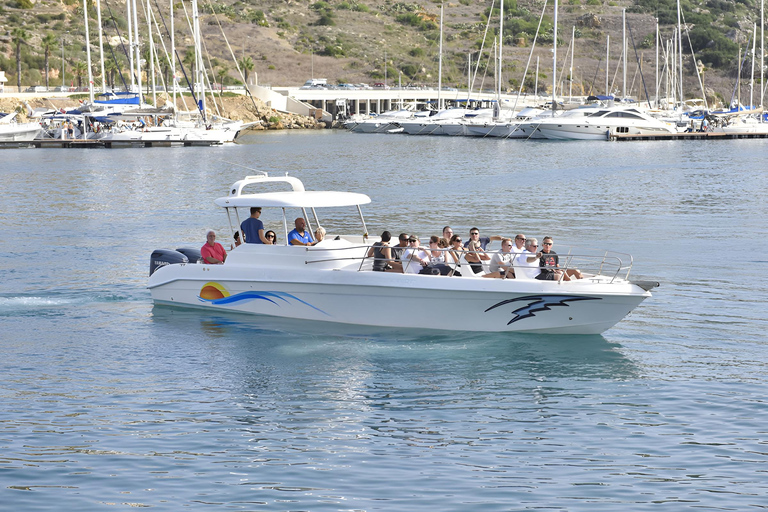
[240,207,269,244]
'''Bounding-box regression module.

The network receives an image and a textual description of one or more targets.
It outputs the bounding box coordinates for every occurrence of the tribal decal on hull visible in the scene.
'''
[485,295,601,325]
[198,282,330,316]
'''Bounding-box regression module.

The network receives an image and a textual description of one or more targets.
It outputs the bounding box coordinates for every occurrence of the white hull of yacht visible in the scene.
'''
[537,124,676,140]
[0,122,42,142]
[149,243,651,335]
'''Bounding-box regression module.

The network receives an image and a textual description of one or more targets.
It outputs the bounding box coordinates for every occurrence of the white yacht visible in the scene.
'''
[0,112,42,142]
[535,105,678,140]
[147,174,658,334]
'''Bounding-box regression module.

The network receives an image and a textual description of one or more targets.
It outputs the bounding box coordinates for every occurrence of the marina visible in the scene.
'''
[1,131,767,510]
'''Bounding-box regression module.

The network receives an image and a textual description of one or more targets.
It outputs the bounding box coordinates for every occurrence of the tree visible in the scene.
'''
[105,59,119,90]
[216,67,228,92]
[42,33,57,90]
[239,56,254,85]
[11,27,28,90]
[73,60,88,89]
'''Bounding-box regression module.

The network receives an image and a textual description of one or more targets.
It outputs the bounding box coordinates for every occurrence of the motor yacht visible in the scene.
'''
[534,105,678,140]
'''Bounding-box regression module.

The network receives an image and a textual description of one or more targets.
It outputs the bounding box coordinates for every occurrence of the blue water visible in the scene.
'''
[1,132,767,510]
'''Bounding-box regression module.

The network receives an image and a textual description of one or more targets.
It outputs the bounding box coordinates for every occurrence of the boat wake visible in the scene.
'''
[0,292,131,317]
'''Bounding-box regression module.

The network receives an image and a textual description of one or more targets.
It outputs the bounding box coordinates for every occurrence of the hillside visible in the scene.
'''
[0,0,764,106]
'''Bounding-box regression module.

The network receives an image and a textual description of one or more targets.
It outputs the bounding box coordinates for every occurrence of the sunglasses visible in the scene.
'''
[543,242,552,246]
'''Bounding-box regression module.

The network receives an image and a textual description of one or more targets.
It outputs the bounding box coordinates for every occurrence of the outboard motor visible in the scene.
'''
[176,247,202,264]
[150,249,188,276]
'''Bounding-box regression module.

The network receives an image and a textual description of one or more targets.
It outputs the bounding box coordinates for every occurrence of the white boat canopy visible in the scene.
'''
[214,174,371,209]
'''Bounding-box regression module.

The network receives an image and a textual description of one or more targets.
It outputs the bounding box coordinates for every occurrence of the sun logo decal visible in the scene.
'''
[199,282,229,301]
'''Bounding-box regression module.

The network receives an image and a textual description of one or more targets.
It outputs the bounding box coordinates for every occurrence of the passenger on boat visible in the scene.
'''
[315,226,326,243]
[201,230,227,265]
[367,231,401,272]
[515,238,542,279]
[465,238,491,274]
[392,233,409,262]
[402,236,430,274]
[288,218,317,246]
[232,231,242,250]
[240,207,269,244]
[423,236,452,275]
[537,237,583,281]
[447,235,465,276]
[465,227,503,251]
[265,230,277,244]
[442,226,454,242]
[486,238,515,279]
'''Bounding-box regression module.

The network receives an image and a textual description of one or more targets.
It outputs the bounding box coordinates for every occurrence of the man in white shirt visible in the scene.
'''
[402,236,430,274]
[515,238,542,279]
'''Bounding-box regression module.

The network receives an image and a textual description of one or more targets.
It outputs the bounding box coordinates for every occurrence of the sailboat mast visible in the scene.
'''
[622,9,626,100]
[132,0,143,102]
[752,23,757,109]
[83,0,95,103]
[677,0,683,104]
[552,0,557,108]
[171,0,176,113]
[127,0,134,91]
[438,3,443,111]
[193,0,205,122]
[606,35,609,95]
[498,0,503,107]
[655,19,659,107]
[569,25,574,102]
[146,0,156,106]
[96,0,106,93]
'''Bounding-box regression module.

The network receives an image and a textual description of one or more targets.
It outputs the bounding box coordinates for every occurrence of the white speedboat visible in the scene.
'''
[147,174,657,334]
[535,105,678,140]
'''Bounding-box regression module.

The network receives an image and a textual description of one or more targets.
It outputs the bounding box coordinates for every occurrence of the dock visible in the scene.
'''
[0,138,220,149]
[612,131,768,141]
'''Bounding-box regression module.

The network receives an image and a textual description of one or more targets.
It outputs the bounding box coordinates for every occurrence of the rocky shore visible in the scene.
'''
[0,94,325,131]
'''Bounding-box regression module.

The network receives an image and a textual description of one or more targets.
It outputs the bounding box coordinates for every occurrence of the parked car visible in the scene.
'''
[372,83,390,89]
[25,85,48,93]
[51,85,71,92]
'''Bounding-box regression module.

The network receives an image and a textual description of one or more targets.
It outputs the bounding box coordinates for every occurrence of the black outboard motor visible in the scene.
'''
[176,247,202,264]
[150,249,188,276]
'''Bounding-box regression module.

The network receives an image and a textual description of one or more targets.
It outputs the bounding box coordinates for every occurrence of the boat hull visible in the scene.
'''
[0,122,42,141]
[149,258,650,334]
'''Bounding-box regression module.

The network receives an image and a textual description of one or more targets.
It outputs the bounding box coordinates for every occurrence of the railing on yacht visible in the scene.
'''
[303,244,634,283]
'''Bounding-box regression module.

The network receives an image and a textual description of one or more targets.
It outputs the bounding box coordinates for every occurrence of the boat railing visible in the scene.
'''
[303,243,633,282]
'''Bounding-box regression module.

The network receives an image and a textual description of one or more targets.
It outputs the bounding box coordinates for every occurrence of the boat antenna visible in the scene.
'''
[222,161,268,176]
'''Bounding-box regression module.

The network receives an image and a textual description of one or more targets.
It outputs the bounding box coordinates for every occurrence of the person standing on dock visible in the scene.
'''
[240,207,269,244]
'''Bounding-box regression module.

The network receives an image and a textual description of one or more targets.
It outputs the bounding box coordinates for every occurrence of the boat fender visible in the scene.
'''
[150,249,188,276]
[175,247,203,264]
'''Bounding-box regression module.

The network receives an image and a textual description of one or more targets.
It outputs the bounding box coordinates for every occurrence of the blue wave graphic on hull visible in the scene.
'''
[198,291,330,316]
[486,295,600,325]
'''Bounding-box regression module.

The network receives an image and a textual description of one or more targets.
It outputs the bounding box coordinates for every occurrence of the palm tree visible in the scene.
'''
[73,60,88,89]
[42,33,57,90]
[238,56,254,85]
[11,27,28,91]
[104,59,118,90]
[216,67,228,92]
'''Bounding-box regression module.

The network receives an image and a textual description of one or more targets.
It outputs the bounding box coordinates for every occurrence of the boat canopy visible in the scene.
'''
[214,174,371,209]
[215,190,372,209]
